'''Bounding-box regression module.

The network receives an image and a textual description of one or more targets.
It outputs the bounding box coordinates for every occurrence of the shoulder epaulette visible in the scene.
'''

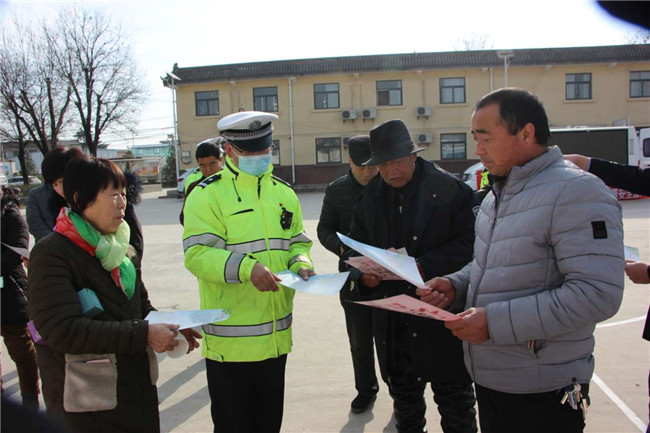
[198,173,222,188]
[272,175,292,188]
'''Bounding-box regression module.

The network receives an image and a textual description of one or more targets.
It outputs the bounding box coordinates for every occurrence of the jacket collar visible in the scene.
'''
[504,146,561,195]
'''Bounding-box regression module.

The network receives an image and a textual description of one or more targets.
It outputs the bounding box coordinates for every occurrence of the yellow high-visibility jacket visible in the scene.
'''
[184,168,203,193]
[182,157,313,362]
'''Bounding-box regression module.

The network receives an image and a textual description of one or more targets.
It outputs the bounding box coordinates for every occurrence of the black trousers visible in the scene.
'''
[205,355,287,433]
[387,340,477,433]
[341,296,379,397]
[475,383,588,433]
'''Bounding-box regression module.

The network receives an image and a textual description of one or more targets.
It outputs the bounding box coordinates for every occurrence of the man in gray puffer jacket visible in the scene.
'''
[418,88,624,433]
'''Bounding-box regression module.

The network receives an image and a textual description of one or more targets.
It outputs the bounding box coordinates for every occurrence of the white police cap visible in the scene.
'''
[217,111,278,152]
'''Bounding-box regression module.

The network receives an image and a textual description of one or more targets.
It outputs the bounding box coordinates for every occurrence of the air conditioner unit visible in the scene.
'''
[341,109,356,120]
[417,133,433,144]
[416,105,432,117]
[361,108,377,119]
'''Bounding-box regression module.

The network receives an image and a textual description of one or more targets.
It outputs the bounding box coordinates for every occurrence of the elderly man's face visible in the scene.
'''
[471,103,533,177]
[378,154,417,188]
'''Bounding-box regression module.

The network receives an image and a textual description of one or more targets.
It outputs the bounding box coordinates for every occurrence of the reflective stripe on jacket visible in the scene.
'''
[182,157,313,362]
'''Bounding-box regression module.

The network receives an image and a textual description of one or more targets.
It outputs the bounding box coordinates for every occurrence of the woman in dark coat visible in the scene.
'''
[27,157,199,433]
[0,186,40,411]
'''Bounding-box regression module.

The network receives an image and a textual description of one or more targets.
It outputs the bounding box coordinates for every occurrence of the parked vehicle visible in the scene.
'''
[7,176,41,187]
[0,175,8,186]
[549,126,650,169]
[462,162,485,191]
[463,125,650,192]
[176,169,195,197]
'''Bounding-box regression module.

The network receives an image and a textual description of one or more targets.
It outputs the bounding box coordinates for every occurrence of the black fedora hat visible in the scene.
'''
[365,119,423,166]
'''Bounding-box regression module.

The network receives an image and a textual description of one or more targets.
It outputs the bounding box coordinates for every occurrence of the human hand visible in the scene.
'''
[297,267,316,281]
[444,307,489,344]
[180,328,202,353]
[625,260,650,284]
[250,262,282,292]
[564,154,590,170]
[416,277,455,309]
[147,323,180,353]
[360,273,382,288]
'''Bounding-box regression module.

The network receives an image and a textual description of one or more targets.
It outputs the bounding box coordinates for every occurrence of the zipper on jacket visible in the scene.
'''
[467,174,512,379]
[231,178,242,202]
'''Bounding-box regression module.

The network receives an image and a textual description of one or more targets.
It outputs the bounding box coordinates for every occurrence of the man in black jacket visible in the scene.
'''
[317,135,380,414]
[345,119,478,433]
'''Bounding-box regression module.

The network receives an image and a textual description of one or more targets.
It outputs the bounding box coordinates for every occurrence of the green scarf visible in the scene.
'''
[55,208,136,299]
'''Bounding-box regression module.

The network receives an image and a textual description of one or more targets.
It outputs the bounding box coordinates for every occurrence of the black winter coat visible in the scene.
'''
[27,232,158,433]
[1,191,29,325]
[589,158,650,196]
[347,158,477,383]
[317,171,371,301]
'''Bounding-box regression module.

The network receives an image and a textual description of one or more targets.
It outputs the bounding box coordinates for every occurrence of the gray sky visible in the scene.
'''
[1,0,644,148]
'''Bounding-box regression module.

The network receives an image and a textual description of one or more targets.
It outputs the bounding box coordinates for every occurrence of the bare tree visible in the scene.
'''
[0,15,71,183]
[453,33,495,51]
[624,29,650,44]
[44,6,146,156]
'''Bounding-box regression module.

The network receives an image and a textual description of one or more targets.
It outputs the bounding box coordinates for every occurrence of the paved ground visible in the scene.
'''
[3,189,649,432]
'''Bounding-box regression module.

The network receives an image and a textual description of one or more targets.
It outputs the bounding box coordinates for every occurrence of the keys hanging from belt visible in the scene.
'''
[560,380,589,420]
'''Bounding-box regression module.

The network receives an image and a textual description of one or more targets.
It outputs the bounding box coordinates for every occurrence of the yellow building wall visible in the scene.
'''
[174,60,650,173]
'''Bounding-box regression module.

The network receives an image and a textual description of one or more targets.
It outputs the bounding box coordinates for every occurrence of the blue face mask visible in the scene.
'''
[237,153,272,177]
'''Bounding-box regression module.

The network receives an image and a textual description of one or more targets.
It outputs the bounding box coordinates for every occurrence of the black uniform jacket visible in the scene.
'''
[1,196,29,325]
[346,158,477,382]
[317,170,370,301]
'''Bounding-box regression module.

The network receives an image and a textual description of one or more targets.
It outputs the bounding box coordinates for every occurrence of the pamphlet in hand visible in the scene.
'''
[355,294,459,322]
[145,309,230,330]
[276,270,349,295]
[337,233,425,288]
[2,242,30,259]
[624,245,641,261]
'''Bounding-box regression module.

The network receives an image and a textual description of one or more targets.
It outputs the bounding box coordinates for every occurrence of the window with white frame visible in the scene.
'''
[440,78,466,104]
[254,87,279,112]
[376,80,402,106]
[566,73,592,100]
[314,83,340,109]
[440,133,466,160]
[315,137,341,163]
[630,71,650,98]
[195,91,219,116]
[181,151,191,164]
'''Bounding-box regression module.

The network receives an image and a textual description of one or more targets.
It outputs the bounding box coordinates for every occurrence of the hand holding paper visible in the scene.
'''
[355,294,459,322]
[337,233,425,288]
[276,270,348,295]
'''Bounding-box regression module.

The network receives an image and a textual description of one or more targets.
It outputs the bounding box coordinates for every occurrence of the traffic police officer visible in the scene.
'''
[182,111,315,433]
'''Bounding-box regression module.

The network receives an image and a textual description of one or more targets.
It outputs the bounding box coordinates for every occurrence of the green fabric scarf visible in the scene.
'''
[67,210,136,299]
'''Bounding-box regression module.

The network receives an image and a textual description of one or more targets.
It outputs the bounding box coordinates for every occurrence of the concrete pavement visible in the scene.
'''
[3,189,648,432]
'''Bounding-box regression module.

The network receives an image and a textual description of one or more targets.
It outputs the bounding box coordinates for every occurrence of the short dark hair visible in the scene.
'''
[474,88,551,145]
[196,141,224,160]
[41,146,84,184]
[63,157,126,215]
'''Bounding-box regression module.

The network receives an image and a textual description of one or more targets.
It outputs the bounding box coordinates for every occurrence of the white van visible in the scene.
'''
[462,162,485,191]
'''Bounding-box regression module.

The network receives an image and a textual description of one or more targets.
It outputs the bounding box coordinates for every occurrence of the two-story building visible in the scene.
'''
[164,44,650,185]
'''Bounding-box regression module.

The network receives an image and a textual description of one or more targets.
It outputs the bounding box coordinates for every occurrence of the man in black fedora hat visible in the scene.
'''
[317,135,380,414]
[345,119,478,433]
